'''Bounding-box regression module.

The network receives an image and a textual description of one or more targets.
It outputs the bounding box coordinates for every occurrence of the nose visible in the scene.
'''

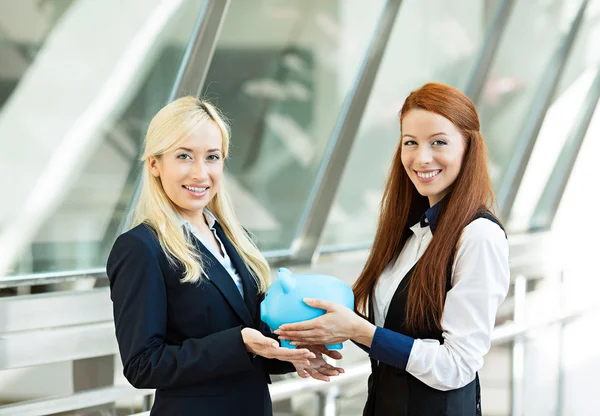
[414,145,433,166]
[191,160,209,181]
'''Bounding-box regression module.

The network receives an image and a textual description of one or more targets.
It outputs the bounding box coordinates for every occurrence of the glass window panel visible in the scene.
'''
[478,0,583,189]
[0,0,77,111]
[321,0,493,247]
[202,0,386,251]
[508,0,600,231]
[3,0,205,276]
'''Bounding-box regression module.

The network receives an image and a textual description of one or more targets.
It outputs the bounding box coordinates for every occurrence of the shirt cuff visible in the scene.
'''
[369,327,415,369]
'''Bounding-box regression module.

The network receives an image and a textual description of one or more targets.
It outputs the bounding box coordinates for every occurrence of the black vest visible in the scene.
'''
[363,212,504,416]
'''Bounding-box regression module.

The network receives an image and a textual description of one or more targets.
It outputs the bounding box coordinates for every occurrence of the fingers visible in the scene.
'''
[321,362,345,374]
[268,347,315,365]
[289,337,346,346]
[303,298,338,311]
[276,318,321,332]
[315,366,341,377]
[263,338,279,348]
[305,366,330,382]
[277,329,320,339]
[321,349,343,360]
[296,369,310,378]
[300,345,343,360]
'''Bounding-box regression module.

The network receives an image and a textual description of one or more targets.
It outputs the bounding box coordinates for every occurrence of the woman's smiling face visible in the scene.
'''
[400,109,466,206]
[149,120,224,219]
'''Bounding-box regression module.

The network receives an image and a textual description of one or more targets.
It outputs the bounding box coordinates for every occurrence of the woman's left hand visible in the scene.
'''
[293,345,345,382]
[274,298,363,346]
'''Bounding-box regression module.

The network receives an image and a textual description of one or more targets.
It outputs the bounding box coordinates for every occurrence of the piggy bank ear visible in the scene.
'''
[278,268,296,294]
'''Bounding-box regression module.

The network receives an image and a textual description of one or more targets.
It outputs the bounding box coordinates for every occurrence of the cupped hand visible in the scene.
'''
[293,345,345,382]
[274,298,362,346]
[241,327,315,365]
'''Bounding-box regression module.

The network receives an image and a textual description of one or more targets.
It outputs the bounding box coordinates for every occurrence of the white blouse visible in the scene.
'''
[181,209,245,299]
[374,218,510,390]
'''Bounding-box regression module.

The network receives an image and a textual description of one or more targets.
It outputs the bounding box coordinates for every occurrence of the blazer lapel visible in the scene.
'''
[213,223,259,324]
[190,234,254,327]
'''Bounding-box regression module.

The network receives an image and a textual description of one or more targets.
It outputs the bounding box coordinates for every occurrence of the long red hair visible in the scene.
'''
[353,82,497,332]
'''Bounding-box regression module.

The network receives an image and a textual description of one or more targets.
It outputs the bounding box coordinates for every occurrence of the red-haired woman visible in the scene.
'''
[275,83,510,415]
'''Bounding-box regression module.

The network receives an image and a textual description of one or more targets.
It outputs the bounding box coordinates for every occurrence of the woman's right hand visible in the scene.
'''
[241,327,315,365]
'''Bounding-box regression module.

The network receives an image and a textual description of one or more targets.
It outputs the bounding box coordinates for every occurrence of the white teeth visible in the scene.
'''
[417,170,441,179]
[185,185,207,193]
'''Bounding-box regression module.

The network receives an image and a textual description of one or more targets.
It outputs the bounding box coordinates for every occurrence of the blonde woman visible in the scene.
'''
[107,97,343,416]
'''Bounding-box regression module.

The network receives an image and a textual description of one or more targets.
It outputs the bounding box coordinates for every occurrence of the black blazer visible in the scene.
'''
[107,222,294,416]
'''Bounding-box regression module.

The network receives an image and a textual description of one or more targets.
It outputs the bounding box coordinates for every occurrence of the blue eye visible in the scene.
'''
[177,153,192,160]
[207,154,221,161]
[403,140,417,146]
[432,140,447,146]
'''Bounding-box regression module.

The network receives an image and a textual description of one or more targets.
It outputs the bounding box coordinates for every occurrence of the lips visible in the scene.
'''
[183,185,208,193]
[414,169,441,183]
[416,170,441,179]
[182,185,209,197]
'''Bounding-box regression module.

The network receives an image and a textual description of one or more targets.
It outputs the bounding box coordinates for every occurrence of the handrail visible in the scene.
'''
[269,362,371,402]
[269,304,589,403]
[0,305,588,416]
[0,268,106,289]
[0,229,551,288]
[0,385,153,416]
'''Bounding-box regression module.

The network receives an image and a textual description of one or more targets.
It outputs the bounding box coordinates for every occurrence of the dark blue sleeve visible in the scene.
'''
[107,232,255,390]
[368,327,415,370]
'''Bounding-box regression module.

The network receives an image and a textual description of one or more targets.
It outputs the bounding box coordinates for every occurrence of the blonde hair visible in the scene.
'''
[130,96,271,292]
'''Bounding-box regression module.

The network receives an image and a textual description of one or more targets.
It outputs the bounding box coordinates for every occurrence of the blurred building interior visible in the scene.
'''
[0,0,599,415]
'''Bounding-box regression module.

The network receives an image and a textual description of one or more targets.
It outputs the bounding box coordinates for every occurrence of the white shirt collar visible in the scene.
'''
[179,208,218,232]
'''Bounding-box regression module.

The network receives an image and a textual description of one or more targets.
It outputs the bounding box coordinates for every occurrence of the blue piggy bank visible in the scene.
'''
[260,267,354,350]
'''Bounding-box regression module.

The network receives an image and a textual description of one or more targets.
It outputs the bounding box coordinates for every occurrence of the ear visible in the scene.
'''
[148,156,160,178]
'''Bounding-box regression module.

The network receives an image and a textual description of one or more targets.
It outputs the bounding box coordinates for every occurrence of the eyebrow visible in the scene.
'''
[402,132,448,139]
[175,147,222,153]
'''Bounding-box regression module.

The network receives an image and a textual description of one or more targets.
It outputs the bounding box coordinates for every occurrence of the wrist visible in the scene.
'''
[353,318,376,347]
[241,327,254,354]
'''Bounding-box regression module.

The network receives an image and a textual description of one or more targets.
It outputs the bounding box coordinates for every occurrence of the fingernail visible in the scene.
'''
[290,342,296,346]
[304,298,315,302]
[274,330,280,334]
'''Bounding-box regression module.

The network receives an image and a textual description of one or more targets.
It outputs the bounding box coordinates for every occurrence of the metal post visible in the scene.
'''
[142,394,153,411]
[511,275,526,416]
[529,65,600,230]
[464,0,516,105]
[316,385,340,416]
[106,0,232,241]
[289,0,404,265]
[556,270,565,416]
[72,355,116,416]
[497,0,589,220]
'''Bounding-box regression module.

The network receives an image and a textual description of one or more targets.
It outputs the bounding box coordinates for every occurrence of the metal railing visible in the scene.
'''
[0,297,588,416]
